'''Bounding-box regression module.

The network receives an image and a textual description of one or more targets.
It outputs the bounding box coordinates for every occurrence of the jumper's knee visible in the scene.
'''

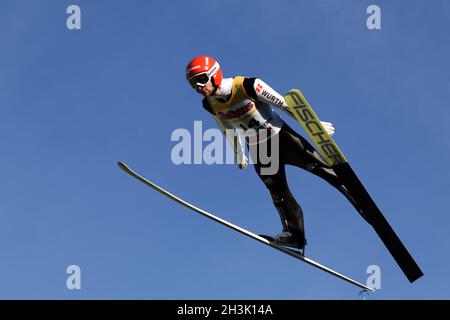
[270,192,282,203]
[270,188,291,203]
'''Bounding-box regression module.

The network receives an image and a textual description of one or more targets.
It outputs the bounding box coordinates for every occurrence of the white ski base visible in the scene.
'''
[118,161,374,292]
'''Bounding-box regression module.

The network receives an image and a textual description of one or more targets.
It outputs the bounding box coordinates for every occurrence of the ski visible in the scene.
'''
[118,161,374,292]
[284,89,423,283]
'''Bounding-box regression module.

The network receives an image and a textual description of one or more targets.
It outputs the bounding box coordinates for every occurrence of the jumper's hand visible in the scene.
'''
[321,121,335,136]
[237,154,249,170]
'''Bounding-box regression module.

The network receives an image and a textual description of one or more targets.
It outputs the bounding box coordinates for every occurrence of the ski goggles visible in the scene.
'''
[187,62,219,88]
[188,73,210,88]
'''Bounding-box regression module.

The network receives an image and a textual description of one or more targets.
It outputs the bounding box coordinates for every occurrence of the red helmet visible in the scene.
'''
[186,56,223,89]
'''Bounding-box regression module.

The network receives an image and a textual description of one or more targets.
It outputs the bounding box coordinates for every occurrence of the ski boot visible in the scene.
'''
[260,230,307,254]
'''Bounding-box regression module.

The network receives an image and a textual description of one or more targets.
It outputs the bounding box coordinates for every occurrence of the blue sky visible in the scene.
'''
[0,0,449,299]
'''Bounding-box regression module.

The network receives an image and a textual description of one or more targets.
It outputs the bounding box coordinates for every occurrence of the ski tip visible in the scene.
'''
[117,161,130,172]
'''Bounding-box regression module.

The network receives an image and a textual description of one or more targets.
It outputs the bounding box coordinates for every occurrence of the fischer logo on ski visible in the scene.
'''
[285,90,346,166]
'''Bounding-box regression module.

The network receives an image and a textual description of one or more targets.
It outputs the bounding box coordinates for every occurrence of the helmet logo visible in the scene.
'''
[188,65,201,72]
[206,62,219,77]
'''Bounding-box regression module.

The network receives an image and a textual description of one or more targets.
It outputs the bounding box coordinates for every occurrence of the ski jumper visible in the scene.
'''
[202,77,364,244]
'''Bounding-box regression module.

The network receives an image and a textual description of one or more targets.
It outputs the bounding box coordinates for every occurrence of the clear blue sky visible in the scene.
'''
[1,0,449,299]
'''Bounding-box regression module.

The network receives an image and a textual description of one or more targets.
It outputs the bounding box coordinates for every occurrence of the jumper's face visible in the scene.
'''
[196,80,214,97]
